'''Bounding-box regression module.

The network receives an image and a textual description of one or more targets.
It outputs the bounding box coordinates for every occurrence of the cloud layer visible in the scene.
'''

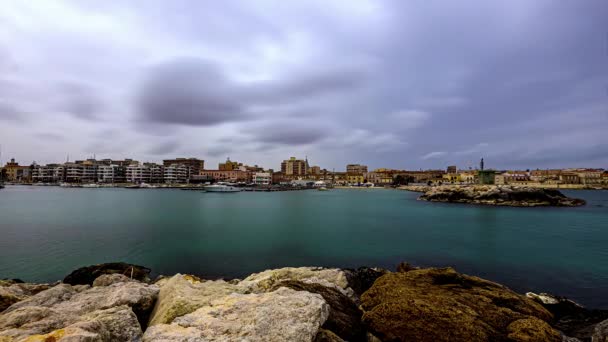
[0,0,606,170]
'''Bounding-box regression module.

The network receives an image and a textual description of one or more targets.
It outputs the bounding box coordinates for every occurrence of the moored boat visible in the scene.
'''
[204,184,241,192]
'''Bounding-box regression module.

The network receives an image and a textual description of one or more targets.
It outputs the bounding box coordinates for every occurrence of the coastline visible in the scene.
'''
[1,262,606,341]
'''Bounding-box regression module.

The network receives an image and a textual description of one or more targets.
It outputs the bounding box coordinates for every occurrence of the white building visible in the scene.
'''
[127,163,151,183]
[253,172,271,185]
[164,164,189,183]
[97,164,126,183]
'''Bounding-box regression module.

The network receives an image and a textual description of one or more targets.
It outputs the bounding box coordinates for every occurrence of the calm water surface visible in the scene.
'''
[1,186,607,308]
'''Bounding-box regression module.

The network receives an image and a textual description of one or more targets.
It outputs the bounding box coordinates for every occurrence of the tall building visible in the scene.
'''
[163,158,204,180]
[2,158,31,182]
[164,164,189,183]
[346,164,368,174]
[281,157,308,176]
[219,158,241,171]
[309,166,321,175]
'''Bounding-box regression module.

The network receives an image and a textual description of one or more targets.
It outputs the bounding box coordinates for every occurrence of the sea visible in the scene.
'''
[0,186,606,308]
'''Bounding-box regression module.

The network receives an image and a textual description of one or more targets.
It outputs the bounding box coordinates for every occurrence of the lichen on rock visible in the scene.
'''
[360,267,560,342]
[144,287,329,342]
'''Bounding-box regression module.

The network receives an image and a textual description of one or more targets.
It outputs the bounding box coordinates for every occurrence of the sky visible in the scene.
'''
[0,0,607,171]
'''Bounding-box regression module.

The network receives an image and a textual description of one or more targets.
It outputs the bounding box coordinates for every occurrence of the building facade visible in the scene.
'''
[281,157,308,176]
[346,164,368,174]
[253,172,271,185]
[2,159,31,182]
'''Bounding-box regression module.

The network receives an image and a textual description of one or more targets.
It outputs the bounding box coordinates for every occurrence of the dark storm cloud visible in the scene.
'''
[146,140,181,155]
[136,58,245,126]
[54,82,104,120]
[136,58,371,128]
[34,132,65,141]
[247,66,371,105]
[246,121,328,146]
[0,101,25,121]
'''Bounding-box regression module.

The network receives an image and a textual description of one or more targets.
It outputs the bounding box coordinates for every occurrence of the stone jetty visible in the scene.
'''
[1,262,606,341]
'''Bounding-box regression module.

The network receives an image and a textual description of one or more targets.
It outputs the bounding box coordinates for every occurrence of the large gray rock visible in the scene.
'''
[144,287,329,342]
[6,305,142,341]
[593,319,608,342]
[240,267,355,299]
[0,279,159,341]
[147,274,245,326]
[0,281,52,313]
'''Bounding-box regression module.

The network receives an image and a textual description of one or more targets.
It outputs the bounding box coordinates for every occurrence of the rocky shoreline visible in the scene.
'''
[401,185,586,207]
[1,262,606,341]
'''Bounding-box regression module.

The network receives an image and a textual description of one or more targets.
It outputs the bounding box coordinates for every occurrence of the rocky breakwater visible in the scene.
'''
[1,262,606,341]
[418,185,586,207]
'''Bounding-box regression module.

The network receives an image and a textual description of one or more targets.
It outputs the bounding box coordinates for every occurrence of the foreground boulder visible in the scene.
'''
[240,267,354,299]
[360,267,561,342]
[63,262,152,285]
[144,287,329,341]
[343,267,388,297]
[270,280,365,341]
[147,274,245,326]
[418,185,585,207]
[0,280,52,313]
[527,292,608,340]
[0,277,159,341]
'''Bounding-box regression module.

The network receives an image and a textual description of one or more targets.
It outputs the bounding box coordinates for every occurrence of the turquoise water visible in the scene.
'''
[0,186,607,308]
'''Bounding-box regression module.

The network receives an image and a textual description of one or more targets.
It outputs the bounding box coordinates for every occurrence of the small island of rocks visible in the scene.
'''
[402,185,586,207]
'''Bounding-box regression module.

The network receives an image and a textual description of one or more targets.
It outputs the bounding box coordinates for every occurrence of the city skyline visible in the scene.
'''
[1,1,607,170]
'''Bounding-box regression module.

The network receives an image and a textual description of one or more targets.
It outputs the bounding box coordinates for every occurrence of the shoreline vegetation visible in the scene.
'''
[400,185,587,207]
[1,262,606,341]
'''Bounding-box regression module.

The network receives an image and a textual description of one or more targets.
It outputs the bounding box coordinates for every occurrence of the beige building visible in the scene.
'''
[308,166,321,175]
[346,164,368,174]
[281,157,308,176]
[2,158,31,182]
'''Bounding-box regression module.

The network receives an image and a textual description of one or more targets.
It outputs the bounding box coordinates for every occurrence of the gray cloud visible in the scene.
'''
[54,82,105,120]
[146,140,181,155]
[0,101,25,121]
[137,58,245,126]
[246,121,328,146]
[0,1,606,169]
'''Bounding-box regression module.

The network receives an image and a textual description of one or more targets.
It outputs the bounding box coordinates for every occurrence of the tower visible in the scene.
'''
[480,158,484,171]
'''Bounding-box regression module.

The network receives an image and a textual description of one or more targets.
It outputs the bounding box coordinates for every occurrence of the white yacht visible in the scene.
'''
[204,184,241,192]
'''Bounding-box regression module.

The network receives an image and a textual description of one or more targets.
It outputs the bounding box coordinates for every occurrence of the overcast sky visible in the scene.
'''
[1,1,606,171]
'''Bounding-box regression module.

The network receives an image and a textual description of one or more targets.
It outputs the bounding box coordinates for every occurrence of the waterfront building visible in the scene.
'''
[31,163,65,183]
[199,170,252,183]
[346,164,368,174]
[478,170,496,185]
[366,171,394,185]
[559,172,580,184]
[573,169,603,185]
[281,157,308,176]
[64,163,84,183]
[164,164,189,183]
[443,173,460,183]
[447,165,457,174]
[126,163,151,183]
[97,164,127,183]
[308,166,321,175]
[459,172,475,184]
[347,173,365,184]
[253,172,271,185]
[163,158,204,180]
[2,159,31,183]
[219,158,241,171]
